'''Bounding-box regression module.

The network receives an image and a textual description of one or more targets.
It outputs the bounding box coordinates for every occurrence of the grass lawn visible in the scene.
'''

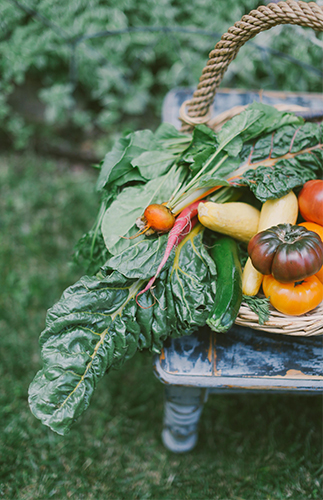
[0,152,322,500]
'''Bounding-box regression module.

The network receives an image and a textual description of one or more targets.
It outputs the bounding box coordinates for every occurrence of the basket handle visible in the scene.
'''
[180,0,323,132]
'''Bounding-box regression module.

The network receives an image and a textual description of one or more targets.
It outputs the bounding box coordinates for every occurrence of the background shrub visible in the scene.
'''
[0,0,322,149]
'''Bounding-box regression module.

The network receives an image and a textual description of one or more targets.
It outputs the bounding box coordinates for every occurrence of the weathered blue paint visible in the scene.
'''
[155,324,323,392]
[161,328,213,376]
[215,325,323,377]
[160,325,323,377]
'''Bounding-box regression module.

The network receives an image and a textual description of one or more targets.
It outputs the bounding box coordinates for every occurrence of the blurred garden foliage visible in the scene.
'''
[0,0,322,149]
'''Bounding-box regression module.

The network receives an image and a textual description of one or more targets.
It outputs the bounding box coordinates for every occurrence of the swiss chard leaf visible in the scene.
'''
[28,272,143,435]
[187,124,218,152]
[28,226,216,435]
[217,108,263,155]
[97,123,189,191]
[217,103,303,155]
[242,157,321,202]
[131,150,178,180]
[131,125,190,180]
[175,104,304,199]
[242,295,270,325]
[238,102,304,141]
[194,156,241,188]
[165,226,216,330]
[104,233,170,279]
[186,145,217,175]
[180,125,217,171]
[97,131,151,191]
[218,102,304,156]
[239,122,323,201]
[153,122,190,143]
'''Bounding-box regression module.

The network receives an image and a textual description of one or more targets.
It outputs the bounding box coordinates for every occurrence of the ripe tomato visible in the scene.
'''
[262,274,323,316]
[298,179,323,226]
[248,223,323,283]
[299,222,323,283]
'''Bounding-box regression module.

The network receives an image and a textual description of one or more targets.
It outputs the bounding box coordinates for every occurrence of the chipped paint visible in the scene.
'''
[207,335,212,363]
[261,369,323,380]
[154,323,323,392]
[213,333,221,376]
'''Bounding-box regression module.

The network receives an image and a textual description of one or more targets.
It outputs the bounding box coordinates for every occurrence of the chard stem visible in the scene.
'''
[169,152,229,211]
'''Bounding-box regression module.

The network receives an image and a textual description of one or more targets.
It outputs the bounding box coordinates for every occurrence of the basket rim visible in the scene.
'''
[235,300,323,336]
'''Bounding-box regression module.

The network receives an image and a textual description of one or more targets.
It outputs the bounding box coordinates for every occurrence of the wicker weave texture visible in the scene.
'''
[236,302,323,336]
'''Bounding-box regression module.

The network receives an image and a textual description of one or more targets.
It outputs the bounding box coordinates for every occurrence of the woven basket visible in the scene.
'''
[179,0,323,336]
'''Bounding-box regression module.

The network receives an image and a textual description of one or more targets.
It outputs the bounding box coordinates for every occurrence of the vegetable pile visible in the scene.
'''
[28,103,323,435]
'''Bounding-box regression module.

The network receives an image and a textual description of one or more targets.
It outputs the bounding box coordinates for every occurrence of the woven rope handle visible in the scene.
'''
[180,0,323,132]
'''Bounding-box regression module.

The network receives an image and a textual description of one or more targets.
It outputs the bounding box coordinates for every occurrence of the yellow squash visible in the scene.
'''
[198,201,260,244]
[242,190,299,296]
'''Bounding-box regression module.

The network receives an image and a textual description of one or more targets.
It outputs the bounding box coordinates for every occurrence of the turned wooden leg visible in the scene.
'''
[162,385,207,453]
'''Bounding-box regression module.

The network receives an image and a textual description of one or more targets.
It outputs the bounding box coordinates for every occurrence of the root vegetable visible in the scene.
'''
[143,204,175,233]
[136,200,205,305]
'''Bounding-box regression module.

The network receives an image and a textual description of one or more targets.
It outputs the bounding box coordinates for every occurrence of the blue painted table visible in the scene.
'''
[153,88,323,453]
[154,325,323,452]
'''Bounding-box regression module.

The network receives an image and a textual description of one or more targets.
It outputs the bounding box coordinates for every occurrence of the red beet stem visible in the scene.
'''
[136,200,205,306]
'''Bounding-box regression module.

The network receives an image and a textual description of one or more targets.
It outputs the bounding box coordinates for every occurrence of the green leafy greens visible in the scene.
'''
[238,121,323,201]
[29,103,323,434]
[29,226,216,435]
[242,295,271,325]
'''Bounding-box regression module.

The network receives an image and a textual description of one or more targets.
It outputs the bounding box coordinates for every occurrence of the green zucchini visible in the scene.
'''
[207,236,243,333]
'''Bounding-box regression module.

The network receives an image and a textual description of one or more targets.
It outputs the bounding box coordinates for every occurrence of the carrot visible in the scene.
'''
[136,200,205,306]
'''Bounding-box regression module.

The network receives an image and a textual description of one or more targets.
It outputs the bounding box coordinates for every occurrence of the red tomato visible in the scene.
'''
[262,274,323,316]
[298,180,323,226]
[299,222,323,283]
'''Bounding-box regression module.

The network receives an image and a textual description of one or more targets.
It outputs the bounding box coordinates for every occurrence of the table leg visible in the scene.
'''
[162,385,207,453]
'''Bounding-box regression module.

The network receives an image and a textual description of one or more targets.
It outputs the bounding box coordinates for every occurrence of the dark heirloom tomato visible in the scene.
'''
[248,223,323,283]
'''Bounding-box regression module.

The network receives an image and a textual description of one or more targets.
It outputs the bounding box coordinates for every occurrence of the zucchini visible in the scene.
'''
[207,236,243,333]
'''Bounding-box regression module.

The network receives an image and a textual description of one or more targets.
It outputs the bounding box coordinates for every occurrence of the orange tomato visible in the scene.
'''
[262,274,323,316]
[299,222,323,283]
